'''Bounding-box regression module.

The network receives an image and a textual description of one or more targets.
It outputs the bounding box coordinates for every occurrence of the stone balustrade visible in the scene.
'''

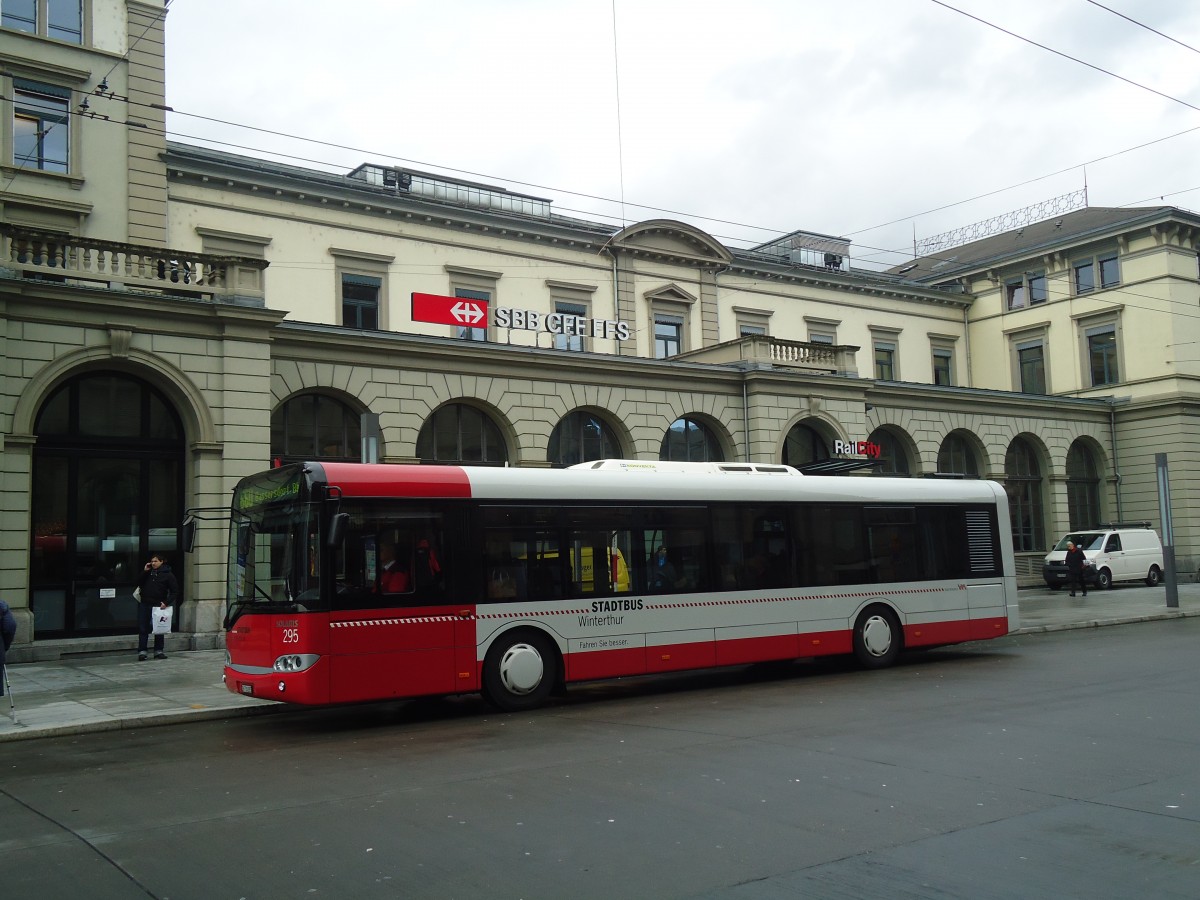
[0,224,268,305]
[680,333,860,376]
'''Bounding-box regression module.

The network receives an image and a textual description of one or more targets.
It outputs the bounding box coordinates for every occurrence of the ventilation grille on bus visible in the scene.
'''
[965,510,997,573]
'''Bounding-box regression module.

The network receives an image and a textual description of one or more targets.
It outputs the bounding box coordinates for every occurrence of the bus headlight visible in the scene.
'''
[272,653,320,672]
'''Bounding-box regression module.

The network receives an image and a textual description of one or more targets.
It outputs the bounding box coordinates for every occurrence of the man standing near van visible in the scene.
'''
[1065,541,1088,597]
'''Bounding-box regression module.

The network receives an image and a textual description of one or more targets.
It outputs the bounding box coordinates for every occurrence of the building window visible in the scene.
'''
[1066,441,1102,529]
[455,288,489,341]
[554,300,588,351]
[870,328,901,381]
[654,313,683,359]
[271,394,362,464]
[937,432,980,477]
[548,411,621,467]
[932,348,953,386]
[874,341,896,380]
[1099,253,1119,288]
[1005,271,1047,310]
[734,307,771,338]
[341,274,380,330]
[13,79,70,173]
[3,1,82,42]
[1087,325,1119,386]
[1074,251,1120,295]
[661,417,723,463]
[416,403,508,466]
[1005,437,1044,552]
[1017,341,1046,394]
[805,316,840,345]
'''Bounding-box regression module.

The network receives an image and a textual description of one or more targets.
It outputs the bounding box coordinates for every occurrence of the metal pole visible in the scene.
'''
[3,664,16,725]
[1155,453,1179,609]
[360,413,380,464]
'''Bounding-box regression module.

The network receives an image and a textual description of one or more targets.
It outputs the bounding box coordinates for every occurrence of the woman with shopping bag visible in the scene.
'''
[136,553,179,661]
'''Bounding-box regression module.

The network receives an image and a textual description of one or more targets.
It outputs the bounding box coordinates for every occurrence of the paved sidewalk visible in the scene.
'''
[3,584,1198,742]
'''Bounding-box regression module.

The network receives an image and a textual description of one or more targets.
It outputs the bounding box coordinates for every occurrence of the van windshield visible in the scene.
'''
[1053,533,1104,551]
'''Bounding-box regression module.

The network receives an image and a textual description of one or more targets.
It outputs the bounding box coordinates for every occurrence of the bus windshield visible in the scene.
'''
[227,469,322,624]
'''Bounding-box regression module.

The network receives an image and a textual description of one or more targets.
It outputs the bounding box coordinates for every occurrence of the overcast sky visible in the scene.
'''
[164,0,1200,270]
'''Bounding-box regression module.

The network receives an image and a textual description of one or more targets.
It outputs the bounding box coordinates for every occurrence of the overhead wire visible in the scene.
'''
[930,0,1200,114]
[7,0,1200,273]
[1,0,173,194]
[1085,0,1200,56]
[8,82,1198,279]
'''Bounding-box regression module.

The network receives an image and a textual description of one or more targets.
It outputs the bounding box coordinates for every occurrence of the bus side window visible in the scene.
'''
[485,530,521,601]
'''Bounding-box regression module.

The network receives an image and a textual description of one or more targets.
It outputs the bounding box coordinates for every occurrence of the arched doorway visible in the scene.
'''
[661,416,724,462]
[781,422,829,468]
[937,431,981,477]
[867,427,911,476]
[30,371,185,638]
[1066,440,1102,528]
[271,392,362,464]
[1005,436,1045,552]
[548,410,621,467]
[416,402,509,465]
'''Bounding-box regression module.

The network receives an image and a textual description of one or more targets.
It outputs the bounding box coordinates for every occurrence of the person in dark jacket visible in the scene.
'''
[1,598,16,696]
[137,553,179,660]
[1064,541,1089,597]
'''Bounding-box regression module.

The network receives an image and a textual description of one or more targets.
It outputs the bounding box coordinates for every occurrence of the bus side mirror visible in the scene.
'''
[182,516,198,553]
[328,512,350,548]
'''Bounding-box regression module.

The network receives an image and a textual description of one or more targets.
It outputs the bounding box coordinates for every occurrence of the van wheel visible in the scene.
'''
[853,606,902,669]
[1145,565,1162,587]
[1096,567,1113,590]
[482,630,559,712]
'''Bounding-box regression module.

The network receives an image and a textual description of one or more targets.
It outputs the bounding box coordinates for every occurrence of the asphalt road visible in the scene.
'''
[4,619,1199,900]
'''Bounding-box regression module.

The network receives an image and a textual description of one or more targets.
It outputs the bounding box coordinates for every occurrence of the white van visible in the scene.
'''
[1042,523,1164,590]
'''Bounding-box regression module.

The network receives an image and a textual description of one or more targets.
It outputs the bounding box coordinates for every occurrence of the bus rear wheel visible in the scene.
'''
[482,630,559,712]
[853,606,902,669]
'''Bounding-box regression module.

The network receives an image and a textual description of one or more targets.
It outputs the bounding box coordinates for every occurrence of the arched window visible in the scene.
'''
[416,403,508,465]
[1005,437,1044,552]
[937,432,980,477]
[271,394,361,463]
[1066,440,1102,529]
[867,427,910,476]
[782,422,828,468]
[548,411,620,467]
[661,417,723,462]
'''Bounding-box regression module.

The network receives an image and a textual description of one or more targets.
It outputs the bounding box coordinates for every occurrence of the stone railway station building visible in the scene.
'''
[3,0,1199,656]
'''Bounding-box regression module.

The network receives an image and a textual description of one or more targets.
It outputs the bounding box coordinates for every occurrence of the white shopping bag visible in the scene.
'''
[151,605,174,635]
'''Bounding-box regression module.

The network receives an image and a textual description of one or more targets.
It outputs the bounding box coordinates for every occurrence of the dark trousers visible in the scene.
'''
[1068,570,1088,596]
[137,602,166,654]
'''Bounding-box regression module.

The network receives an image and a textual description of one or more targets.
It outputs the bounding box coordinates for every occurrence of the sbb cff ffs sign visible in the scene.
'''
[411,292,488,328]
[411,291,632,341]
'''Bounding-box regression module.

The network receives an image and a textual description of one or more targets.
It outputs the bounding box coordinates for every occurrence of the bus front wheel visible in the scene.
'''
[853,606,902,669]
[482,630,559,712]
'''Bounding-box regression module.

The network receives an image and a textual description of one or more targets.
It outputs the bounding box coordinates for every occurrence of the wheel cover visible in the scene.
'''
[498,643,545,695]
[861,615,894,657]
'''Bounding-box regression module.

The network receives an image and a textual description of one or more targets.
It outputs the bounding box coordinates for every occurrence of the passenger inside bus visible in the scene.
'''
[377,539,409,594]
[648,546,677,591]
[411,538,443,595]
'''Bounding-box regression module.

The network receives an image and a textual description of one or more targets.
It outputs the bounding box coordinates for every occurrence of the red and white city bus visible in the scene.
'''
[214,460,1018,711]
